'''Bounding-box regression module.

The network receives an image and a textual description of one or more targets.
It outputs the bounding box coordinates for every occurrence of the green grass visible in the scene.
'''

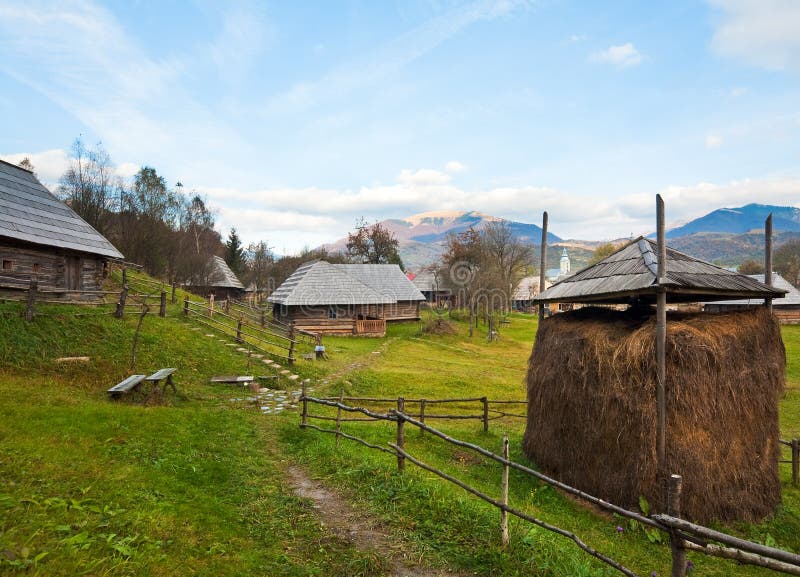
[1,290,799,576]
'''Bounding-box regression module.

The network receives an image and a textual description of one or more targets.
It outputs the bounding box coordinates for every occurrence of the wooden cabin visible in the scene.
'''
[267,261,425,335]
[411,270,452,306]
[185,255,245,300]
[703,272,800,324]
[0,159,123,298]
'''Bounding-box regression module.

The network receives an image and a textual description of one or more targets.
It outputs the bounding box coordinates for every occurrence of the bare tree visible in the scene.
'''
[58,138,118,236]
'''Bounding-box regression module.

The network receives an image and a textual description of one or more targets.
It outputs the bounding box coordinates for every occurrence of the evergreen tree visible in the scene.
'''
[225,228,246,276]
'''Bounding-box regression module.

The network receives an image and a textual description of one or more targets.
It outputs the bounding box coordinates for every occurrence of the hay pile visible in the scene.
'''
[523,306,785,523]
[423,317,458,335]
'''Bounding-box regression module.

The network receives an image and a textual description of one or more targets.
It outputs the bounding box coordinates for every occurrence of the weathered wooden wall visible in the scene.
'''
[386,300,420,321]
[0,241,104,295]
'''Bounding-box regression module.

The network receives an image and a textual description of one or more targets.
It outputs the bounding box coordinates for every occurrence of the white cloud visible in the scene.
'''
[0,149,69,182]
[705,134,723,148]
[590,43,643,68]
[709,0,800,71]
[445,160,466,173]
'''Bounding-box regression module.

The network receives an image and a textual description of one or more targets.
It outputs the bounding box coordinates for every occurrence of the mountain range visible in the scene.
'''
[324,204,800,271]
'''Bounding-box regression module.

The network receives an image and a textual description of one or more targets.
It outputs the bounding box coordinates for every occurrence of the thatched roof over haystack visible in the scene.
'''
[523,306,785,523]
[533,237,786,305]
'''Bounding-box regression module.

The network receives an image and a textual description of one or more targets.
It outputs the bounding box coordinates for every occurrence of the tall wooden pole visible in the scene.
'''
[765,214,773,313]
[656,195,667,477]
[538,211,548,324]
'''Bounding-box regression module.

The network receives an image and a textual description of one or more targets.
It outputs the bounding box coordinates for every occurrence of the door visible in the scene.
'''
[65,256,82,290]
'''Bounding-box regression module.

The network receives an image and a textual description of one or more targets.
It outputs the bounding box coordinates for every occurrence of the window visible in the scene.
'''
[328,306,337,319]
[2,259,12,271]
[32,263,41,273]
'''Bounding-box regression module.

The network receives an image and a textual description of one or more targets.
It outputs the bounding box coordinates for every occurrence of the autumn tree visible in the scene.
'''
[589,242,621,264]
[737,259,765,275]
[246,240,274,294]
[346,219,403,269]
[775,239,800,287]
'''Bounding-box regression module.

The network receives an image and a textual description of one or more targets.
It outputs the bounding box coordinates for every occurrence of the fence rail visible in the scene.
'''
[299,391,800,577]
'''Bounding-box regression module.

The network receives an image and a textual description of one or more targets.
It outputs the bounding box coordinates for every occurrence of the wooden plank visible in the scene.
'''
[108,374,146,395]
[146,367,177,380]
[209,375,254,383]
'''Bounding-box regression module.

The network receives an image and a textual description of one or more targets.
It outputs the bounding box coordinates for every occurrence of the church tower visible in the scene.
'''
[560,247,571,277]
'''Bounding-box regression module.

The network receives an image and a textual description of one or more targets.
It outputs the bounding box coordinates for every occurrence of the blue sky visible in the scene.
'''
[1,0,799,255]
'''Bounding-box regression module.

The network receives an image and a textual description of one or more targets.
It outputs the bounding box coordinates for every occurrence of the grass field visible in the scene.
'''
[1,291,798,576]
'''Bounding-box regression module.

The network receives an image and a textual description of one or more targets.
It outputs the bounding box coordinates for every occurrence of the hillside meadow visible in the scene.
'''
[0,292,798,576]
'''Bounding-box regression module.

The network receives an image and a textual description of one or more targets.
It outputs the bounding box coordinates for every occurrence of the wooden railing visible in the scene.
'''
[356,319,386,335]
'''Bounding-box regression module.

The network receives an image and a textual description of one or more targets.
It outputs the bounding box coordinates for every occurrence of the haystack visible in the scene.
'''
[523,306,785,523]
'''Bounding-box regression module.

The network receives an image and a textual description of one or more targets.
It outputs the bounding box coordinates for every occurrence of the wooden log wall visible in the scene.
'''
[0,241,104,296]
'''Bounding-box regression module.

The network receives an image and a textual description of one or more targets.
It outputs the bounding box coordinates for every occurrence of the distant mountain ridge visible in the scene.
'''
[666,203,800,238]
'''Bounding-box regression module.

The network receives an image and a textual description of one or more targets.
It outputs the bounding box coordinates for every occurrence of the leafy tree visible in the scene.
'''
[346,219,403,269]
[737,259,765,275]
[225,228,247,277]
[589,242,621,265]
[775,239,800,287]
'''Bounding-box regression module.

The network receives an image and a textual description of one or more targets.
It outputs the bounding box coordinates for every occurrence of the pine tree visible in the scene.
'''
[225,228,246,276]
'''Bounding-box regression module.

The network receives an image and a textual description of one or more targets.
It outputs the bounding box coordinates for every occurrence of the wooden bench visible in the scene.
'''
[108,374,147,398]
[146,368,177,395]
[210,375,254,385]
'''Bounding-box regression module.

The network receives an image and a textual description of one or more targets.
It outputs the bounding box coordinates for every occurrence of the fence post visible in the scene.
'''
[419,398,426,437]
[482,396,489,432]
[25,278,37,322]
[115,285,128,318]
[667,474,687,577]
[792,439,799,487]
[260,309,266,328]
[171,282,176,304]
[501,434,510,549]
[122,267,127,285]
[208,294,214,318]
[300,379,308,428]
[335,390,344,447]
[159,290,167,317]
[396,397,405,472]
[184,295,189,317]
[288,321,296,366]
[225,298,230,314]
[236,317,243,343]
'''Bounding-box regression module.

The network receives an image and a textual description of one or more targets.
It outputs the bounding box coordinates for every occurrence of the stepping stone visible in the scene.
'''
[272,364,282,369]
[251,354,263,358]
[236,347,248,352]
[262,359,272,364]
[206,334,215,337]
[225,343,237,347]
[288,375,299,381]
[280,369,290,375]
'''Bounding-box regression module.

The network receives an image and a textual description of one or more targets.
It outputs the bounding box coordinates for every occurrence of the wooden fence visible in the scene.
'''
[299,390,800,577]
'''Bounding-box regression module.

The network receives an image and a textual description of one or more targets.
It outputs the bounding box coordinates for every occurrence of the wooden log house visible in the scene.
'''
[185,255,245,300]
[0,159,123,298]
[267,260,425,335]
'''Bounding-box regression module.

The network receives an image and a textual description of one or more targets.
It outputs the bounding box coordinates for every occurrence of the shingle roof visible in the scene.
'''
[335,264,425,302]
[208,256,245,289]
[0,159,123,259]
[704,273,800,307]
[267,261,395,306]
[513,275,548,301]
[534,237,786,304]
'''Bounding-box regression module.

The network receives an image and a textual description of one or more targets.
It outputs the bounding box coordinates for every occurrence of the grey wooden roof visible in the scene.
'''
[0,159,123,259]
[534,237,787,304]
[411,270,450,294]
[335,264,425,302]
[207,256,245,289]
[703,273,800,307]
[267,261,395,306]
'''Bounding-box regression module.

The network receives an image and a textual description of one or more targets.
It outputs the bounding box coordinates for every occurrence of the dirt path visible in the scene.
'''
[286,466,465,577]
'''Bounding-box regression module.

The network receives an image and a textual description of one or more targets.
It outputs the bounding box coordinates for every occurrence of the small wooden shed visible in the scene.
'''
[185,255,245,300]
[268,260,424,335]
[0,159,123,297]
[526,235,787,522]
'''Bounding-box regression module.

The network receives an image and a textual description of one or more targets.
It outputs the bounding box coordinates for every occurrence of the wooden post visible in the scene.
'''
[236,317,243,343]
[482,396,489,432]
[667,474,687,577]
[469,301,474,337]
[501,434,510,549]
[396,397,405,472]
[208,294,214,318]
[538,211,548,325]
[488,316,495,342]
[792,438,799,487]
[225,298,230,314]
[159,290,167,317]
[171,282,176,304]
[656,194,667,477]
[122,267,127,285]
[419,398,426,437]
[288,321,296,366]
[260,309,266,328]
[115,285,128,319]
[766,214,773,313]
[183,295,189,317]
[25,278,37,322]
[300,380,308,428]
[335,390,344,447]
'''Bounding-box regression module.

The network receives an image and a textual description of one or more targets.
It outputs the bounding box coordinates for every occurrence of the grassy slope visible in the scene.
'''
[1,287,798,577]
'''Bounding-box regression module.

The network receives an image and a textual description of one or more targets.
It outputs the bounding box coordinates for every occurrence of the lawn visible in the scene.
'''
[1,293,798,576]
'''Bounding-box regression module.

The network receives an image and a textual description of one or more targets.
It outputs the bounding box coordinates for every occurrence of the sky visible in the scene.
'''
[1,0,799,255]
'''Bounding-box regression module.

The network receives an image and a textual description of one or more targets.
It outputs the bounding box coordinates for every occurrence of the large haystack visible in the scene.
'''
[523,306,785,523]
